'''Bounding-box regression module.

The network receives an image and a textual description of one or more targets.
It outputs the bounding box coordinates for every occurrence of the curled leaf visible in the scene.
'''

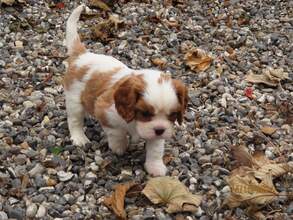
[142,176,202,213]
[184,48,213,72]
[245,68,289,87]
[103,181,136,220]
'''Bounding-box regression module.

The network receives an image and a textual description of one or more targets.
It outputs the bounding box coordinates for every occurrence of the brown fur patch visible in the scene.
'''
[63,39,87,90]
[114,75,145,123]
[172,80,189,124]
[63,65,89,90]
[135,98,155,122]
[79,67,122,126]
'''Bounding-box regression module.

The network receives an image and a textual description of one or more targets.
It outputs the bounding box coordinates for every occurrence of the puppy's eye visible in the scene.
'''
[169,112,178,122]
[141,110,153,118]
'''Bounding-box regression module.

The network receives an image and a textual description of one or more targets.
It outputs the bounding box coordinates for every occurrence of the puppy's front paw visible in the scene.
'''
[108,138,128,156]
[145,161,167,176]
[71,134,90,146]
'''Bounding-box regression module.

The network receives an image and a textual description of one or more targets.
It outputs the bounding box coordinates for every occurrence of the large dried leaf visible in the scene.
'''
[103,181,136,220]
[142,176,202,213]
[224,168,279,208]
[184,48,213,72]
[245,68,289,87]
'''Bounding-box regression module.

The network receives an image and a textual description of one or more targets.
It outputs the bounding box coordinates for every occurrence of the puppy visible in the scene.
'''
[63,5,188,176]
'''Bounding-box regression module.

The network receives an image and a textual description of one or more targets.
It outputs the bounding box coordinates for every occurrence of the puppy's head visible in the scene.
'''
[114,73,188,140]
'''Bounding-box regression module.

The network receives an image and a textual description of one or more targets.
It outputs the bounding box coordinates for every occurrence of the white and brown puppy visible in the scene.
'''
[64,5,188,176]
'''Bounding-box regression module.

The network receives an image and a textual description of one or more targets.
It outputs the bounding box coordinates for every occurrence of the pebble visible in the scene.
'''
[0,212,8,220]
[57,171,74,182]
[198,155,211,164]
[26,203,38,218]
[23,100,35,109]
[29,164,44,177]
[35,205,46,218]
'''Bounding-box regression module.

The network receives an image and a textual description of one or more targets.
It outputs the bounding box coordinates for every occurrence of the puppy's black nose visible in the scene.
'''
[154,128,165,136]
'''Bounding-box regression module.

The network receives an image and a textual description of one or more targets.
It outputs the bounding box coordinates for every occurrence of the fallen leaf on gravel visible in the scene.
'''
[89,0,111,11]
[92,15,123,42]
[232,146,293,178]
[246,68,289,87]
[142,176,202,213]
[184,48,213,72]
[163,152,174,165]
[103,181,136,220]
[224,168,279,208]
[152,57,167,68]
[260,126,277,135]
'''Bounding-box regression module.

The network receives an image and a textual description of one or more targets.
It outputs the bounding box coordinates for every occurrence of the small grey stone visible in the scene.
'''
[14,154,27,165]
[29,164,44,177]
[198,155,211,164]
[32,194,46,203]
[57,171,74,182]
[0,211,8,220]
[34,174,46,188]
[7,207,25,220]
[26,203,38,218]
[35,205,46,218]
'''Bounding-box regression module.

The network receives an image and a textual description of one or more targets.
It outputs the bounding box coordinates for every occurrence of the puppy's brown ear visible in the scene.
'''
[114,75,145,123]
[172,80,189,124]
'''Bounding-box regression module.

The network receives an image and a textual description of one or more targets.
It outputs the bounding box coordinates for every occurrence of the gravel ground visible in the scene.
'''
[0,0,292,219]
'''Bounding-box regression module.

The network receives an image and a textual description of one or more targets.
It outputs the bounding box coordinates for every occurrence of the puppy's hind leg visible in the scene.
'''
[65,93,90,146]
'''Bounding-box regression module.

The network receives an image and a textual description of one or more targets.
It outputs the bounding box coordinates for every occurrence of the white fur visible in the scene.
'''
[64,5,185,176]
[142,70,179,113]
[75,53,127,74]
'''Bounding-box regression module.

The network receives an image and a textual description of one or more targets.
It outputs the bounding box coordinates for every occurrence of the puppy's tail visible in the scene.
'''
[66,4,86,56]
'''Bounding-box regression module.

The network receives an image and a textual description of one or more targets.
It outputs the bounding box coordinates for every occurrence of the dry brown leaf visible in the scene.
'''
[89,0,111,11]
[152,58,167,68]
[245,68,289,87]
[224,168,279,208]
[232,146,293,178]
[231,145,254,167]
[252,152,293,177]
[142,176,202,213]
[103,181,136,220]
[163,152,174,165]
[184,48,213,72]
[92,15,123,42]
[260,126,277,135]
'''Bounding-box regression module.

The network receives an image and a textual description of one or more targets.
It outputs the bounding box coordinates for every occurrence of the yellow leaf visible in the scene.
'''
[184,48,213,72]
[260,126,277,135]
[152,58,167,68]
[142,176,202,213]
[103,181,136,220]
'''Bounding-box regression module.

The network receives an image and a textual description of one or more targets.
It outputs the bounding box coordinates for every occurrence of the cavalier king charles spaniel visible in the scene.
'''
[63,5,188,176]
